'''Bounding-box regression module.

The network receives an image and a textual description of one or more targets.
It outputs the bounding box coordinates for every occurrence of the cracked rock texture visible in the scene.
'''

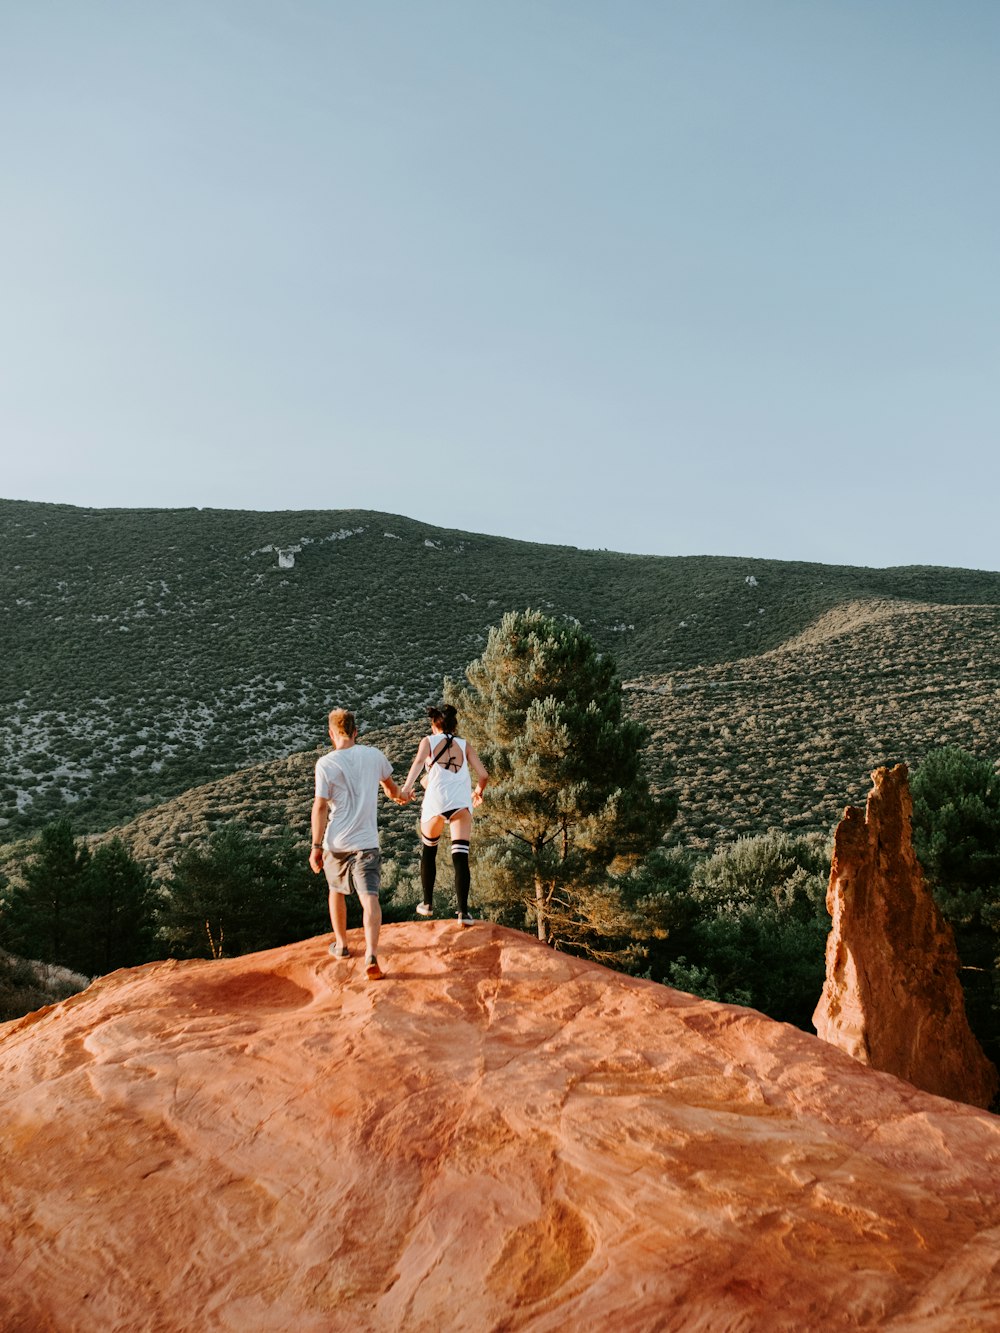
[813,764,998,1110]
[2,922,1000,1331]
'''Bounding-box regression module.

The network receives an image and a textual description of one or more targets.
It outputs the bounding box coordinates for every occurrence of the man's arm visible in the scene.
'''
[380,777,405,804]
[309,796,330,873]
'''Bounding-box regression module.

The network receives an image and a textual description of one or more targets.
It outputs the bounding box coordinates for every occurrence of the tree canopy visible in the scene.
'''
[157,822,327,958]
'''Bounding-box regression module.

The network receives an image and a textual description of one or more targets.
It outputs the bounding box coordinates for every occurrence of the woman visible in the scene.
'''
[400,704,488,925]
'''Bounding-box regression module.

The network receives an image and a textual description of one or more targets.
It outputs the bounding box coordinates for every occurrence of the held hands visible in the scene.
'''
[472,788,484,808]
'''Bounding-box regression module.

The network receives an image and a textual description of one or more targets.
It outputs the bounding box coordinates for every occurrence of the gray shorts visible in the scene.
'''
[323,847,381,897]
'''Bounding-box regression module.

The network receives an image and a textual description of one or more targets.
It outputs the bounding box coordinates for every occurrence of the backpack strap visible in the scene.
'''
[428,734,455,769]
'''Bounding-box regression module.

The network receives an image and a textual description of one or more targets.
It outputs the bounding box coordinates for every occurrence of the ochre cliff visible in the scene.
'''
[813,764,998,1110]
[2,922,999,1332]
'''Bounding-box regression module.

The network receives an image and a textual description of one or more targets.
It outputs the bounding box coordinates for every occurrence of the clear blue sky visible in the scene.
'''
[1,1,997,568]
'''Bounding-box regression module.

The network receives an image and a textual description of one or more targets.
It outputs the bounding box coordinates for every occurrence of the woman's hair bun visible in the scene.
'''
[427,703,458,731]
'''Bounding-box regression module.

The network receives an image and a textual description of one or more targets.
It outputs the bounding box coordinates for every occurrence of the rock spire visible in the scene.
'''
[813,764,997,1109]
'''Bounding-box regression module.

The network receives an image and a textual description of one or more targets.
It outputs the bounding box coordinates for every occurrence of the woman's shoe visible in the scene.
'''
[416,903,433,917]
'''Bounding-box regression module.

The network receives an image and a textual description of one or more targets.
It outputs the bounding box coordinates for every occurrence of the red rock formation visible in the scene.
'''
[813,763,998,1110]
[2,922,1000,1331]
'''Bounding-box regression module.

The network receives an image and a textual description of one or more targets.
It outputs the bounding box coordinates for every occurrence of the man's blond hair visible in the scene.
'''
[328,708,357,738]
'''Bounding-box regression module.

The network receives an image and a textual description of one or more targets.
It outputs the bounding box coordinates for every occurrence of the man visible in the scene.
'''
[309,708,404,980]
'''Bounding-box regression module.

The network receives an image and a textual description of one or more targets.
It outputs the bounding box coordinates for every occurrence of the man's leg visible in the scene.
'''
[352,849,383,969]
[323,851,351,952]
[328,887,348,950]
[360,892,382,960]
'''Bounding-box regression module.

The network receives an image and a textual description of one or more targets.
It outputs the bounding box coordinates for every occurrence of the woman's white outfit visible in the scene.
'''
[420,734,473,820]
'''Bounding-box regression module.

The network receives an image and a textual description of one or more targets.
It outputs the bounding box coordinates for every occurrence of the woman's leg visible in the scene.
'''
[420,814,445,908]
[449,809,473,916]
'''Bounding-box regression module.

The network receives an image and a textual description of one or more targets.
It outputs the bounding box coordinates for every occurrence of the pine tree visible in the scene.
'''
[0,818,90,970]
[911,747,1000,908]
[158,823,327,958]
[77,838,157,975]
[910,746,1000,1063]
[449,609,676,950]
[0,822,157,977]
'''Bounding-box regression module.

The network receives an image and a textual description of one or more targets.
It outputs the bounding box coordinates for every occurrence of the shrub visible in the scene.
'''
[0,948,87,1023]
[637,832,829,1030]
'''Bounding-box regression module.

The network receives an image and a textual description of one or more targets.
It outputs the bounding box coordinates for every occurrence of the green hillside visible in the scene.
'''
[3,498,999,842]
[11,720,430,880]
[4,595,990,892]
[630,599,1000,848]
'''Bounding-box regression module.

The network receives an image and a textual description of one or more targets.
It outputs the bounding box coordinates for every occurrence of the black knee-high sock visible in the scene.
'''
[452,839,470,915]
[420,835,439,906]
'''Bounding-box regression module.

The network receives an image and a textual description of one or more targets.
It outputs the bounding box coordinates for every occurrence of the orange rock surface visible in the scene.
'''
[813,765,998,1110]
[2,923,999,1332]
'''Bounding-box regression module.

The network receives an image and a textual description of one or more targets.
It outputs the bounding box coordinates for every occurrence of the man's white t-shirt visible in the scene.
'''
[314,745,392,851]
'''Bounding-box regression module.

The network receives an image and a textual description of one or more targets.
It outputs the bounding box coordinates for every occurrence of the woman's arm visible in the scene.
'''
[400,738,431,800]
[466,743,489,808]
